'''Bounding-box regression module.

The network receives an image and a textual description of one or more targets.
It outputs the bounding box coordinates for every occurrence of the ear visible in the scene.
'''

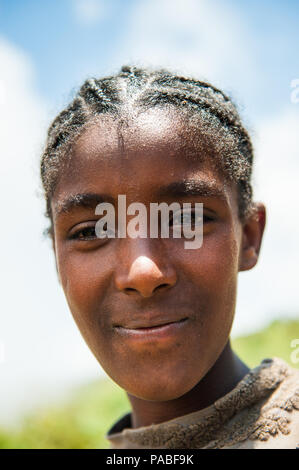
[239,202,266,272]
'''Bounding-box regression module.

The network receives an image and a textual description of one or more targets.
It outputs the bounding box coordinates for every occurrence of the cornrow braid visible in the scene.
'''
[40,65,255,233]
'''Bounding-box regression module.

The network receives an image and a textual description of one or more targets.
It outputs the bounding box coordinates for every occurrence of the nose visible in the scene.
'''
[114,241,177,298]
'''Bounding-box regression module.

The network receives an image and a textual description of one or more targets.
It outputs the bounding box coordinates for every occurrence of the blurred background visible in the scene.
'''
[0,0,298,448]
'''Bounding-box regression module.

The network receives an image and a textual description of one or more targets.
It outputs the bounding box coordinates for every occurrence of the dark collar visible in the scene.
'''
[107,412,132,436]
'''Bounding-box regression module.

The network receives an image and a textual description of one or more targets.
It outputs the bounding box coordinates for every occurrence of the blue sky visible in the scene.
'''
[0,0,298,423]
[0,0,298,119]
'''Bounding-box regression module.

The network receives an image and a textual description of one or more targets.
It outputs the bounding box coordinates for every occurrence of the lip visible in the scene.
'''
[115,315,189,330]
[114,318,189,341]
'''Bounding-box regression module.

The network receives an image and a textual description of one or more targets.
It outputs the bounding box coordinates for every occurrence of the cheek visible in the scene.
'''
[53,225,241,400]
[173,227,240,336]
[55,246,113,340]
[180,227,239,293]
[171,230,240,377]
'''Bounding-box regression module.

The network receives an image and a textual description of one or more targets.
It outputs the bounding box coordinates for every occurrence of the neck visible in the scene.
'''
[127,340,249,428]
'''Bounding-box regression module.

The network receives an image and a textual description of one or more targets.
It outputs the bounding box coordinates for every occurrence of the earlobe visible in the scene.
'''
[239,202,266,272]
[239,246,258,271]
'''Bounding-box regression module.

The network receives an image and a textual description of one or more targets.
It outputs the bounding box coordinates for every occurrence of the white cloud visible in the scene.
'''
[115,0,256,96]
[232,108,299,336]
[72,0,108,26]
[115,0,299,336]
[0,1,298,422]
[0,38,103,425]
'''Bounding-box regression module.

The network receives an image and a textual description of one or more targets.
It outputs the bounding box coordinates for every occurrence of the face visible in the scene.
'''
[51,109,260,401]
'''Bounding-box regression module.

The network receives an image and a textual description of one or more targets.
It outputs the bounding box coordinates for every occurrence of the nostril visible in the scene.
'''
[124,287,138,294]
[123,283,170,296]
[154,283,170,293]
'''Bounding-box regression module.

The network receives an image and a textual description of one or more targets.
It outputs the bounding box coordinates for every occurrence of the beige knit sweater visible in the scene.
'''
[106,358,299,449]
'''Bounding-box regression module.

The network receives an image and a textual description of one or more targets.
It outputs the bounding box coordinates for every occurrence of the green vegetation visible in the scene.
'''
[1,318,298,449]
[232,319,299,368]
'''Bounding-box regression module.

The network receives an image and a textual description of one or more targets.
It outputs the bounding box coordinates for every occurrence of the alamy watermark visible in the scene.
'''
[94,196,204,249]
[290,339,299,365]
[290,79,299,104]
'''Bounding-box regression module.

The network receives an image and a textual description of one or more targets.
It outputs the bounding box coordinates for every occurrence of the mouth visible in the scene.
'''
[113,317,189,341]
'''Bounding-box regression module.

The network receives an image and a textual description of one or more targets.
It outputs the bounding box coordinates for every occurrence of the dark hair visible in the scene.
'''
[40,65,255,235]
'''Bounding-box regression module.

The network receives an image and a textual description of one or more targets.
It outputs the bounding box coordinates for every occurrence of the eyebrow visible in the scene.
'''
[157,179,228,202]
[54,179,228,218]
[54,193,114,218]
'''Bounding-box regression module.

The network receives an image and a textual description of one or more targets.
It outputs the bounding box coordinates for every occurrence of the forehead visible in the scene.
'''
[52,108,238,212]
[71,107,209,163]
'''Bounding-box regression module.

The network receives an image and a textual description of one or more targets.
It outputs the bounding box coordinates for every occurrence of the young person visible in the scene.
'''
[40,66,299,449]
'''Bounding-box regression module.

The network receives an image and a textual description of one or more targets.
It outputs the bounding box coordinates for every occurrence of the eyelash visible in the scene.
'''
[69,212,215,241]
[69,225,98,241]
[169,212,214,226]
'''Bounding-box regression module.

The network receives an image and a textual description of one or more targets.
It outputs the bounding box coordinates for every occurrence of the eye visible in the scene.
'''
[167,209,215,239]
[69,225,97,241]
[170,210,214,227]
[68,221,116,242]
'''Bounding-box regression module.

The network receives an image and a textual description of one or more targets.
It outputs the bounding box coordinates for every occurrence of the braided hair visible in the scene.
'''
[40,65,255,233]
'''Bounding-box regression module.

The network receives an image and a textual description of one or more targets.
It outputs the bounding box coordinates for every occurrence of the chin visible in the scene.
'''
[126,378,197,402]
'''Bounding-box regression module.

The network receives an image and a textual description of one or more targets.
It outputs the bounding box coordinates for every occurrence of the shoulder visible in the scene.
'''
[248,357,299,447]
[215,357,299,449]
[106,357,299,449]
